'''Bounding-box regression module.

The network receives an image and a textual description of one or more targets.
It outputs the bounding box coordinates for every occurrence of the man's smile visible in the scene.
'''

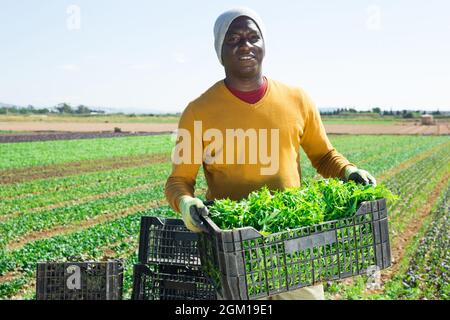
[238,54,256,61]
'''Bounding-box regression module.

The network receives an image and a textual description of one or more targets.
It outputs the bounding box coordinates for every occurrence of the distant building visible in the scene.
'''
[421,114,434,125]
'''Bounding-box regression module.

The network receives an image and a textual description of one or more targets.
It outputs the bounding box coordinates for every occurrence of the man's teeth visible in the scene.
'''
[240,56,254,60]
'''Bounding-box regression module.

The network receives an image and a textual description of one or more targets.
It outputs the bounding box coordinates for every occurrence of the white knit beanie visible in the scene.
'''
[214,7,266,65]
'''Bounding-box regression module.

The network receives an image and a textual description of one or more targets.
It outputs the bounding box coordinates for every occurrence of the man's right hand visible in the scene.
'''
[179,195,208,233]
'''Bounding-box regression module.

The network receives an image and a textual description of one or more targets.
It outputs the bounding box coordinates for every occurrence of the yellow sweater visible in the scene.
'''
[165,78,352,212]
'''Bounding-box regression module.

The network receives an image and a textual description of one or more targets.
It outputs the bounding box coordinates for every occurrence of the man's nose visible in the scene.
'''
[237,39,253,52]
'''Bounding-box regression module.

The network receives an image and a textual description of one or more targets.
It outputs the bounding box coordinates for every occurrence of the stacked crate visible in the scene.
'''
[131,216,216,300]
[36,261,123,300]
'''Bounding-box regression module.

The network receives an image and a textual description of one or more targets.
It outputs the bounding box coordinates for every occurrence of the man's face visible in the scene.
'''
[221,16,265,78]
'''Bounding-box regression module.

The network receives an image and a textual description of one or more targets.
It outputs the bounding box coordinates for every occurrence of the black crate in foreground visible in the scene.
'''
[132,263,216,300]
[36,261,123,300]
[198,199,391,300]
[137,216,200,266]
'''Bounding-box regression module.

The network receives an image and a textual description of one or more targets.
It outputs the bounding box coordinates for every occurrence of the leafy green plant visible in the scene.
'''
[209,179,396,234]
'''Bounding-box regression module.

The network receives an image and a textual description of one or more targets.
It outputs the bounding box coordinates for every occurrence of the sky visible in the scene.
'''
[1,0,449,113]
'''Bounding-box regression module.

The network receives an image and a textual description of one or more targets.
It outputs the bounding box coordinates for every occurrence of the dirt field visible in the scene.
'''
[0,122,176,133]
[0,131,170,143]
[0,121,449,136]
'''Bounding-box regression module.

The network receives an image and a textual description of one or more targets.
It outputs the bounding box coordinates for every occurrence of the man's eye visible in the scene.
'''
[227,35,240,43]
[250,35,260,42]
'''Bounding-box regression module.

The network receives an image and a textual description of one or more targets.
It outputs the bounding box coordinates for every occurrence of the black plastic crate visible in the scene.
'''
[133,216,216,300]
[137,216,200,266]
[132,263,216,300]
[198,199,391,300]
[36,261,123,300]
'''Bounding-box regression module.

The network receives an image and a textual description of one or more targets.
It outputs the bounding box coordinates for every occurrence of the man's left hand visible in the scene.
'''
[344,166,377,186]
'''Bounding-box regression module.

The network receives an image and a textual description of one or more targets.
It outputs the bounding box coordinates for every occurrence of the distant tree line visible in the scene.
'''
[122,112,182,117]
[320,107,444,118]
[1,103,444,118]
[0,103,105,115]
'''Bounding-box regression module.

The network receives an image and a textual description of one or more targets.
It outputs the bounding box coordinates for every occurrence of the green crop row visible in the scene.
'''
[0,163,171,215]
[0,186,166,249]
[321,135,448,155]
[300,136,449,180]
[329,135,448,158]
[0,167,208,251]
[0,134,174,170]
[1,134,445,175]
[384,145,450,230]
[324,145,450,299]
[0,159,170,200]
[353,181,450,301]
[381,182,450,300]
[360,141,449,178]
[0,173,210,298]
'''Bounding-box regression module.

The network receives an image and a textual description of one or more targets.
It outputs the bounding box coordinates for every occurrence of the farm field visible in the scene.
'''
[0,132,169,144]
[1,113,449,125]
[1,122,449,136]
[0,134,449,300]
[0,114,180,124]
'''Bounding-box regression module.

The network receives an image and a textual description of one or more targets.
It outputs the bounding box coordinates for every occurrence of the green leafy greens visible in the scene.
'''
[208,179,396,234]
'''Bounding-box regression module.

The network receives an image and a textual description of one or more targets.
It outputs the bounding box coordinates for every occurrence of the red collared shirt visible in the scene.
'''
[226,77,268,104]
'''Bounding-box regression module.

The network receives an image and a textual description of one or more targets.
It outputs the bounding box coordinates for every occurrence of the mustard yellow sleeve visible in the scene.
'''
[164,106,202,212]
[299,89,353,178]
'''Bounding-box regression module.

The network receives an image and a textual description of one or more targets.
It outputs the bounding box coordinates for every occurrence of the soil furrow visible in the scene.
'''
[5,199,167,252]
[0,187,209,288]
[1,166,169,202]
[0,153,170,184]
[0,131,170,144]
[378,141,450,182]
[330,171,450,300]
[376,172,450,288]
[353,140,445,168]
[0,180,164,222]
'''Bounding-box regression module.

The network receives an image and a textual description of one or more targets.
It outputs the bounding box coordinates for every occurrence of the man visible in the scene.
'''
[165,7,376,300]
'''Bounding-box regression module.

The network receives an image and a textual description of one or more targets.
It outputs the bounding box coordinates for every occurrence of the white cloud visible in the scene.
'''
[59,64,80,72]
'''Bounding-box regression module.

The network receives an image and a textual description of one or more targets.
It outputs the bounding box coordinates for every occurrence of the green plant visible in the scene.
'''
[209,179,396,234]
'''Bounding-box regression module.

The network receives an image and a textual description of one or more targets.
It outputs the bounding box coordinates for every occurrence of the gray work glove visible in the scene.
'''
[178,195,208,233]
[344,166,377,186]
